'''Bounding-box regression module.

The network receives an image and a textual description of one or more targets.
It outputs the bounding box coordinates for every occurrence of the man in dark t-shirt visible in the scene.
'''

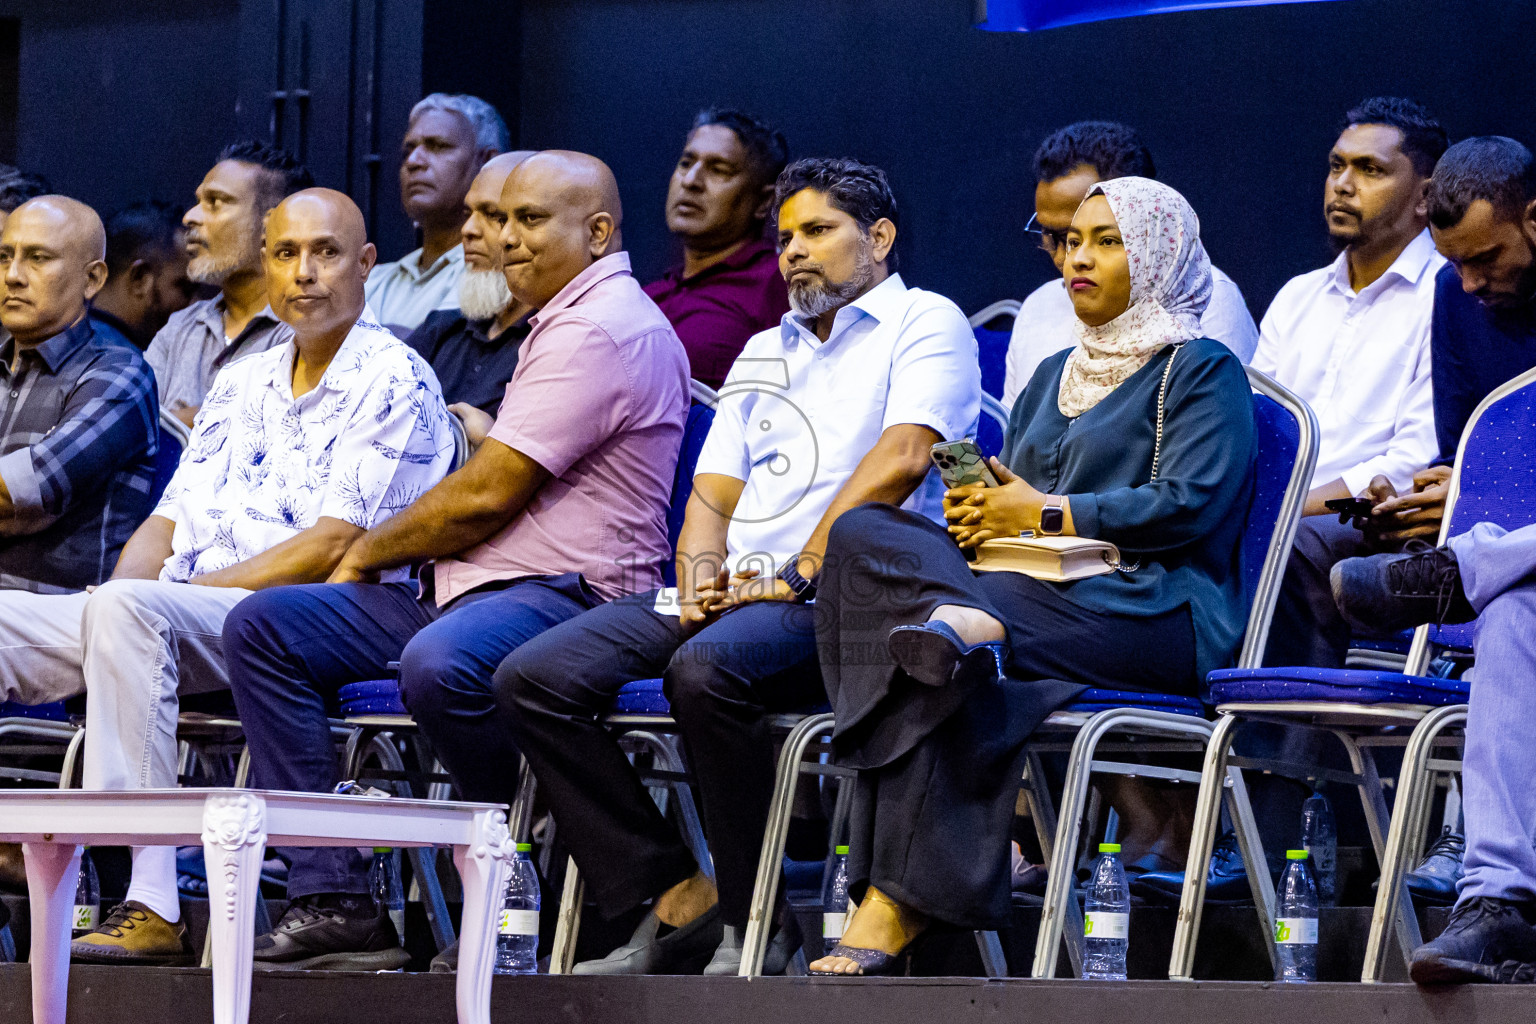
[644,108,791,390]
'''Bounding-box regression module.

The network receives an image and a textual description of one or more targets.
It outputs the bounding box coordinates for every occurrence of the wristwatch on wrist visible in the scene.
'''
[1039,496,1065,536]
[776,558,819,602]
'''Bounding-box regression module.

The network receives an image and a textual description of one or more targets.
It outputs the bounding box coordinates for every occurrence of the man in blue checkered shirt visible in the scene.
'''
[0,195,158,592]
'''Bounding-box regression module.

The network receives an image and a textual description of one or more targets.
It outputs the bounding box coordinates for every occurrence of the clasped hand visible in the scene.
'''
[679,566,795,632]
[944,458,1047,549]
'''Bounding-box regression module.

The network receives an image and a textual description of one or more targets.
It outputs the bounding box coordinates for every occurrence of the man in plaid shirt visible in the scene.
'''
[0,195,158,592]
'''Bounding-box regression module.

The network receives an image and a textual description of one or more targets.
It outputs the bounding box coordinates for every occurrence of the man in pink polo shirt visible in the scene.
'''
[222,151,690,971]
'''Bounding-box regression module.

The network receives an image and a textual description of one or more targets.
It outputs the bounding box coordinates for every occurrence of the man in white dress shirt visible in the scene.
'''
[498,157,981,977]
[0,189,455,965]
[1002,121,1257,407]
[1253,97,1449,668]
[365,93,507,336]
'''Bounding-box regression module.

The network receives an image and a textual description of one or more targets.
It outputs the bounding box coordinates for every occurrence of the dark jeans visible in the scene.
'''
[223,573,600,896]
[495,592,824,928]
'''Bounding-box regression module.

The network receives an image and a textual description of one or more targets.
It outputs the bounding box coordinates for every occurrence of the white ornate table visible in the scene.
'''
[0,789,514,1024]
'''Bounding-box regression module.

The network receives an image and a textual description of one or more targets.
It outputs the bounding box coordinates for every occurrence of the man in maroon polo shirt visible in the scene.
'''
[644,108,790,389]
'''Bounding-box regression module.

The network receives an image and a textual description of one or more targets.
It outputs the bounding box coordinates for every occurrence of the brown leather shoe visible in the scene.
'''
[70,901,194,965]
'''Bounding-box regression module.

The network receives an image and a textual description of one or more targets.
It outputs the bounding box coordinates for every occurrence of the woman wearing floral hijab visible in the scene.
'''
[809,178,1257,975]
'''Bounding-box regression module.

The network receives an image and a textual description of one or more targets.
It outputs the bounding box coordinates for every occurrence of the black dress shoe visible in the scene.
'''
[573,905,723,975]
[1411,897,1536,984]
[1332,543,1475,635]
[252,894,411,971]
[1406,828,1465,905]
[1132,831,1252,906]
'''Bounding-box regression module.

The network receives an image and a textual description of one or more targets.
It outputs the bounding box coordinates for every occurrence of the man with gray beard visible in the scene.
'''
[497,156,979,977]
[144,142,311,427]
[404,150,537,424]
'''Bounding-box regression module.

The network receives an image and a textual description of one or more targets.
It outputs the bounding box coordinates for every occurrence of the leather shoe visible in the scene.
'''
[1411,896,1536,984]
[574,905,722,975]
[1131,831,1252,906]
[1405,828,1465,905]
[429,938,458,973]
[70,901,195,965]
[703,917,802,976]
[252,894,410,971]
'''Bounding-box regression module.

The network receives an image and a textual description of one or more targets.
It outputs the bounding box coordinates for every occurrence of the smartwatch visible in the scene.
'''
[1039,496,1065,536]
[776,558,819,602]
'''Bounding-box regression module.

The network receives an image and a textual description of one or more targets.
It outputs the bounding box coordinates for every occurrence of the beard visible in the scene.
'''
[787,241,877,319]
[458,267,514,320]
[187,214,262,286]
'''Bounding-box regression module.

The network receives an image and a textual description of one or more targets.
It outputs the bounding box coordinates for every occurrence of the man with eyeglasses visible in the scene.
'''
[1002,121,1257,407]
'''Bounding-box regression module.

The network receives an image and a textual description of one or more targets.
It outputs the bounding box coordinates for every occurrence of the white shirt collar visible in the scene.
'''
[1326,229,1439,298]
[780,272,908,349]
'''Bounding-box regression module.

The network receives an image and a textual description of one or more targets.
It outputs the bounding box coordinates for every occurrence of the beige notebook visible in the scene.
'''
[970,535,1120,581]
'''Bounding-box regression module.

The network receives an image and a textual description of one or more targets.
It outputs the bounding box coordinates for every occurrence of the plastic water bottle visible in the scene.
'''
[1275,849,1319,982]
[369,848,406,943]
[824,845,850,953]
[1083,842,1130,980]
[72,847,100,936]
[1300,789,1338,907]
[495,842,540,975]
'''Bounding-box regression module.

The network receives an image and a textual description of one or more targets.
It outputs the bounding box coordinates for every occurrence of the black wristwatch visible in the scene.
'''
[776,558,819,602]
[1038,496,1064,536]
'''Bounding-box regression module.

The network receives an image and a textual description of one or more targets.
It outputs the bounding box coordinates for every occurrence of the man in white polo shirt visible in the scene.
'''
[1253,97,1448,668]
[497,157,980,978]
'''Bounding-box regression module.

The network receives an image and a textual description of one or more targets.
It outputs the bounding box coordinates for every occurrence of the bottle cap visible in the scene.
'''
[515,842,533,853]
[373,847,391,855]
[1098,843,1121,854]
[835,845,849,855]
[1286,849,1309,860]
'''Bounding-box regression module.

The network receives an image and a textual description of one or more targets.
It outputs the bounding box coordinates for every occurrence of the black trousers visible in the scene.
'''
[495,591,824,927]
[1263,515,1373,669]
[818,504,1198,929]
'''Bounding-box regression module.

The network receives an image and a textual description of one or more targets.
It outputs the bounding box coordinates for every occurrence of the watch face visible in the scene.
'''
[1040,506,1064,534]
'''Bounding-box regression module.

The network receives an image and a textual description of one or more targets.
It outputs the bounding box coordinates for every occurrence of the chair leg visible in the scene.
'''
[233,744,252,788]
[1169,713,1240,980]
[368,734,455,953]
[975,929,1008,977]
[1332,729,1423,965]
[1224,759,1280,979]
[1020,749,1083,978]
[1362,705,1466,982]
[549,855,584,975]
[59,728,85,790]
[741,713,834,978]
[508,756,538,844]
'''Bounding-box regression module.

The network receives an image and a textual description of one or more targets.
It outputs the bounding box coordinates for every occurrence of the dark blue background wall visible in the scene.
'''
[3,0,1534,321]
[517,0,1536,318]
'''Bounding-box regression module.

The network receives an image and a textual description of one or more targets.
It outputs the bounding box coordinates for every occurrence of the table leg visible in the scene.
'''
[454,809,514,1024]
[23,842,80,1024]
[202,793,267,1024]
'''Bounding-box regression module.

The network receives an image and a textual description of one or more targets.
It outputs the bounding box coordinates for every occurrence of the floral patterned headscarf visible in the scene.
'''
[1057,176,1213,418]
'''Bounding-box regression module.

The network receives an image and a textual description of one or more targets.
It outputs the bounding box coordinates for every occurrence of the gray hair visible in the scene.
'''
[409,93,509,153]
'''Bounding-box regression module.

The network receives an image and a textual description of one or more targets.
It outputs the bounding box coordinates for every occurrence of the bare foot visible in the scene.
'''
[809,886,926,975]
[929,604,1005,647]
[652,870,718,928]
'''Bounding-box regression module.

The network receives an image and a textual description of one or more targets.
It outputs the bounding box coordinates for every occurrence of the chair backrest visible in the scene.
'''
[1235,368,1319,669]
[660,380,719,586]
[152,409,190,506]
[978,393,1010,463]
[969,299,1019,413]
[1417,364,1536,654]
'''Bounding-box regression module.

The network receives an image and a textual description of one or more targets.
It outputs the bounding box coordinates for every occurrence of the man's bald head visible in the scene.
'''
[497,150,625,308]
[263,188,377,340]
[0,196,110,345]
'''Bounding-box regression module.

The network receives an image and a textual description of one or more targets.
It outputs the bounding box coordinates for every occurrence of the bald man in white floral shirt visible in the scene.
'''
[0,189,454,966]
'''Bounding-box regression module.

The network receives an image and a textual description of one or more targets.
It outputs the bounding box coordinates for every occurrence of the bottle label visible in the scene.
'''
[73,905,98,931]
[822,911,847,940]
[498,909,540,937]
[1083,911,1128,939]
[1273,917,1319,945]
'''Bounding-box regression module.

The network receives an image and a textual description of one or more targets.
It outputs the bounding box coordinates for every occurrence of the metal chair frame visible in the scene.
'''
[1172,365,1536,981]
[968,300,1022,329]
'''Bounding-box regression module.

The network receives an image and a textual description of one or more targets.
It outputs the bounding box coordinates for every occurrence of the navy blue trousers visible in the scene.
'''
[223,573,600,896]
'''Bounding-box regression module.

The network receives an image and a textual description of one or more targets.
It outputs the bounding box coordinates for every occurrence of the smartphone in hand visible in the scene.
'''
[1325,497,1377,519]
[931,439,999,489]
